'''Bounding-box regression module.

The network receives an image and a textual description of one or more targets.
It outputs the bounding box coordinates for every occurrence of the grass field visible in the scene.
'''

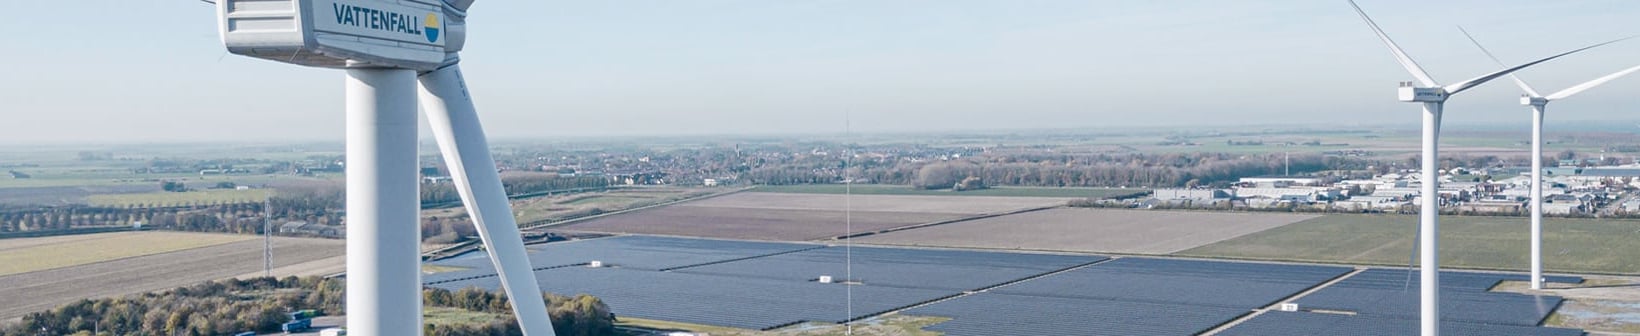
[0,231,252,276]
[506,188,711,226]
[751,184,1144,198]
[86,189,274,206]
[425,306,509,326]
[423,264,471,274]
[1178,214,1640,274]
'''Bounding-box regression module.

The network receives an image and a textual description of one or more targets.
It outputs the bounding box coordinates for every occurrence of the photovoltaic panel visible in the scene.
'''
[1218,311,1585,336]
[424,235,817,284]
[429,266,956,330]
[992,257,1353,308]
[671,245,1104,290]
[905,293,1250,336]
[1294,268,1575,325]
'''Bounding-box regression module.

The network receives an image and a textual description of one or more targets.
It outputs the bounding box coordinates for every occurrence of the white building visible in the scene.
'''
[1239,176,1325,188]
[1152,188,1234,201]
[1236,187,1341,203]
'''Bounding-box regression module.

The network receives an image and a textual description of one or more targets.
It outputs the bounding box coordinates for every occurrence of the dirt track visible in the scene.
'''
[0,236,344,319]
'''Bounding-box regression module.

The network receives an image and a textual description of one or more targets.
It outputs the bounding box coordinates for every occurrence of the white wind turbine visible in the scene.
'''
[1347,1,1628,335]
[215,0,555,335]
[1459,27,1640,290]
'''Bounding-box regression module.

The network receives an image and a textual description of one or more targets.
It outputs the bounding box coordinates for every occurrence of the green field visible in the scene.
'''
[1179,214,1640,274]
[751,184,1145,198]
[562,195,649,206]
[424,306,509,326]
[86,189,273,206]
[0,231,252,276]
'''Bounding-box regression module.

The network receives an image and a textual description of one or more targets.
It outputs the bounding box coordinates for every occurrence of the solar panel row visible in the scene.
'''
[905,293,1251,336]
[430,266,957,330]
[1219,311,1585,336]
[672,245,1105,291]
[423,235,818,284]
[1295,269,1571,325]
[992,257,1354,309]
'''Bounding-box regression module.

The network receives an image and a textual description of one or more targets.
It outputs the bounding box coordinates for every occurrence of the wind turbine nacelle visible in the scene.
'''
[1521,96,1549,106]
[217,0,448,71]
[1397,87,1446,102]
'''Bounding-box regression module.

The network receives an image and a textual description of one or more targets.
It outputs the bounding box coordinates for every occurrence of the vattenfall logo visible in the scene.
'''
[331,3,441,43]
[424,13,441,43]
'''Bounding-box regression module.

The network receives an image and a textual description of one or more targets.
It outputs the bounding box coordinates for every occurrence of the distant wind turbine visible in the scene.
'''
[1459,26,1640,290]
[1347,1,1628,335]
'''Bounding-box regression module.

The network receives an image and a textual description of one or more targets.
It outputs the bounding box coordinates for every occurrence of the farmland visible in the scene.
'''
[856,208,1318,254]
[0,232,344,319]
[561,192,1071,241]
[751,184,1145,198]
[1179,214,1640,274]
[0,231,252,276]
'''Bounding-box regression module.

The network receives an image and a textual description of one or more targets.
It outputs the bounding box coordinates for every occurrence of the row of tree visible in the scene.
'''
[743,152,1344,189]
[0,201,354,240]
[421,175,611,205]
[423,287,615,336]
[1,276,616,336]
[3,276,342,336]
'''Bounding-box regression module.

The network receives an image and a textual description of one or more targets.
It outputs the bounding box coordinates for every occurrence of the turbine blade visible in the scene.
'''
[1348,0,1439,87]
[444,0,475,12]
[1445,35,1636,95]
[1546,64,1640,100]
[419,63,560,336]
[1457,26,1542,97]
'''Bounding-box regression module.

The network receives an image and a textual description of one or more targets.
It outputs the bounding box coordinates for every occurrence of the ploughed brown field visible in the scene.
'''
[0,232,344,319]
[855,208,1319,254]
[561,192,1072,241]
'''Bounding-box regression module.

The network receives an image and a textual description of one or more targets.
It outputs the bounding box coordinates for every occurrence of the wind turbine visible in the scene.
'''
[1346,1,1627,335]
[215,0,555,335]
[1459,27,1640,290]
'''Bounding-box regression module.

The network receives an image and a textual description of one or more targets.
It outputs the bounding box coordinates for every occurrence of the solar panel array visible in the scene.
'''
[1295,268,1577,325]
[905,293,1251,336]
[1219,311,1586,336]
[424,235,817,284]
[992,257,1354,308]
[429,266,956,330]
[417,236,1587,335]
[672,245,1105,290]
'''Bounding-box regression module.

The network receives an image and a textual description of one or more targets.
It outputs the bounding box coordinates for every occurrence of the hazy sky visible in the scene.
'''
[3,0,1639,144]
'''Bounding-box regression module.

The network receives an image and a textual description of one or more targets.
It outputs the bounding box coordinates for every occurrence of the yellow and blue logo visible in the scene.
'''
[424,14,441,43]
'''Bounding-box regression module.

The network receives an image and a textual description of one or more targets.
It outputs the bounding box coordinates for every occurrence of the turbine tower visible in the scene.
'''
[214,0,556,335]
[1460,28,1640,290]
[1347,1,1624,335]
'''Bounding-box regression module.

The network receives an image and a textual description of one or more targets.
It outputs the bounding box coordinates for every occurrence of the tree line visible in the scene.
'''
[3,276,342,336]
[743,152,1350,189]
[0,202,278,235]
[1,276,615,336]
[421,175,612,205]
